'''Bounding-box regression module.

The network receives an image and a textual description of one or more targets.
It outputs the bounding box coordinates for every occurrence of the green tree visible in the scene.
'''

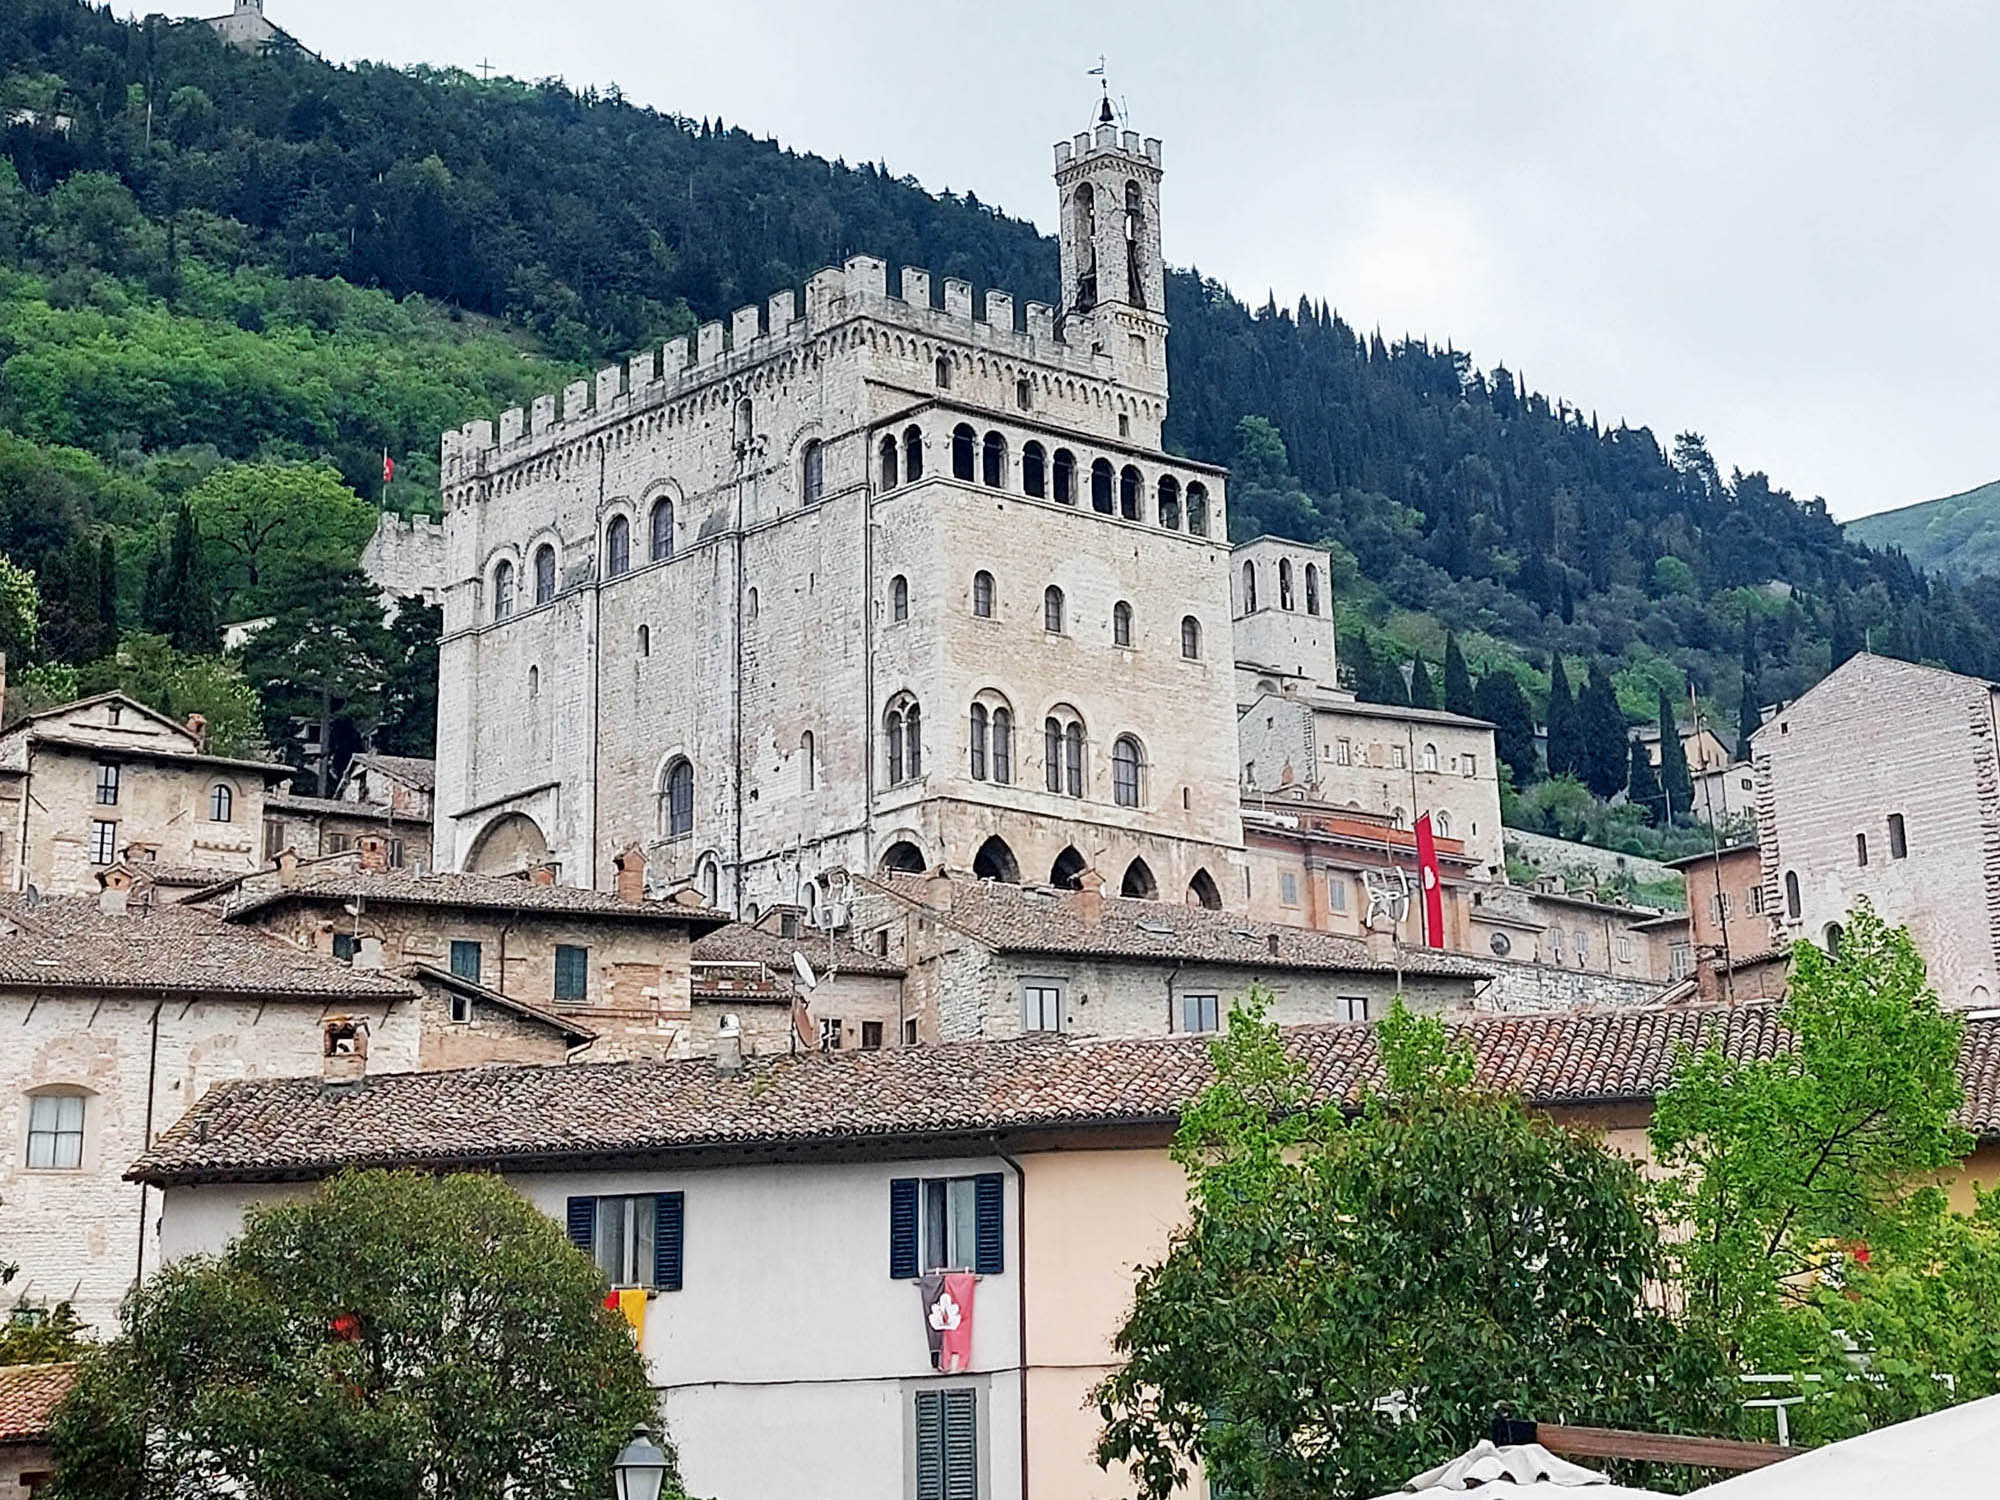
[374,596,442,759]
[238,568,395,792]
[186,463,376,620]
[1545,655,1577,779]
[49,1170,672,1500]
[1735,670,1762,762]
[1473,669,1538,786]
[1407,655,1437,710]
[146,504,219,654]
[1441,631,1475,716]
[0,553,40,664]
[1576,662,1628,800]
[0,1301,89,1366]
[1652,902,1969,1350]
[76,635,263,756]
[1655,688,1695,824]
[1095,1001,1720,1500]
[1626,737,1664,826]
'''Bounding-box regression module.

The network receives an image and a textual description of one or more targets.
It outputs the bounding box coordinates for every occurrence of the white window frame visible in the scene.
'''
[1020,977,1066,1034]
[920,1176,980,1273]
[89,819,117,866]
[593,1194,658,1288]
[820,1016,844,1052]
[25,1092,87,1171]
[1180,993,1221,1033]
[1339,995,1370,1023]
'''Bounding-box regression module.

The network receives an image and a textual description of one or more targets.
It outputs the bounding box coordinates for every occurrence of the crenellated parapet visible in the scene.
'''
[440,253,1119,485]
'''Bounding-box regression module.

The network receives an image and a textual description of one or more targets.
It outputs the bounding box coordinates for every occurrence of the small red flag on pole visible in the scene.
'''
[1414,813,1445,949]
[382,449,396,488]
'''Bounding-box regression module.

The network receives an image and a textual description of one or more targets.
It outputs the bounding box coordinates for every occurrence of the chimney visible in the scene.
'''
[1076,867,1105,925]
[925,867,954,911]
[714,1013,743,1074]
[1365,922,1397,965]
[530,862,559,886]
[614,846,647,904]
[96,864,133,916]
[321,1015,369,1089]
[184,712,207,748]
[356,834,388,874]
[276,847,302,888]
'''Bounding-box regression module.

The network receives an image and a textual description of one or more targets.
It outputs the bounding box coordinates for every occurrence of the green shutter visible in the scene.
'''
[942,1389,978,1500]
[554,944,587,1001]
[450,940,481,982]
[973,1174,1004,1275]
[913,1391,945,1500]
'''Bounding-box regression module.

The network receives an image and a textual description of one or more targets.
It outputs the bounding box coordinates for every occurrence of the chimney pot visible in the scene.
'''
[357,835,388,874]
[714,1013,743,1073]
[185,712,207,747]
[925,868,954,910]
[1076,867,1105,925]
[614,846,647,904]
[321,1015,369,1088]
[530,863,559,886]
[96,864,132,916]
[276,847,302,888]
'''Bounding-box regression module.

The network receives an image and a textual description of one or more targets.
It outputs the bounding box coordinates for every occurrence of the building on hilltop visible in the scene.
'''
[201,0,285,53]
[1754,651,2000,1006]
[433,111,1247,917]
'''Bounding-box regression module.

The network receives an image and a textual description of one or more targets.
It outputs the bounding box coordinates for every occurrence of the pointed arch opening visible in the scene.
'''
[973,835,1021,884]
[1120,857,1158,900]
[881,840,927,875]
[1050,846,1088,891]
[1187,868,1222,910]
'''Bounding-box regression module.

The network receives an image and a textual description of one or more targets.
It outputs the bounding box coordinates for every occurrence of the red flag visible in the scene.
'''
[1414,813,1445,948]
[919,1272,976,1373]
[382,450,396,486]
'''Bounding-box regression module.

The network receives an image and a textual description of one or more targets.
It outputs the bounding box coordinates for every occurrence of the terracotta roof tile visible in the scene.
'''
[0,1362,77,1444]
[134,1002,2000,1186]
[209,866,732,930]
[348,753,437,790]
[693,921,905,979]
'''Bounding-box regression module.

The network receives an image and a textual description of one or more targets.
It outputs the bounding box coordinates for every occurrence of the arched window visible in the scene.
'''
[951,423,976,481]
[972,570,994,619]
[533,544,556,605]
[699,856,720,908]
[1157,475,1181,529]
[747,586,759,621]
[1186,482,1210,537]
[208,783,234,822]
[528,664,539,697]
[935,355,951,388]
[1113,600,1133,648]
[733,396,753,445]
[801,730,816,792]
[879,433,899,490]
[1053,449,1076,505]
[981,431,1007,488]
[1124,180,1147,306]
[991,705,1012,784]
[650,498,675,562]
[903,425,925,482]
[801,439,824,506]
[1090,459,1114,514]
[1112,735,1143,807]
[1022,442,1047,498]
[891,575,909,623]
[881,840,927,875]
[604,515,630,578]
[1420,743,1439,773]
[1119,465,1142,521]
[1279,558,1295,610]
[1181,615,1201,660]
[639,624,651,656]
[1305,563,1321,615]
[970,703,989,781]
[1187,868,1222,910]
[662,759,694,839]
[1050,845,1088,890]
[1242,560,1258,612]
[974,835,1020,883]
[1436,811,1452,838]
[1784,870,1801,920]
[1121,857,1158,900]
[886,698,922,784]
[492,559,515,621]
[25,1089,87,1170]
[1043,585,1065,635]
[1016,377,1032,410]
[1045,709,1085,797]
[1823,922,1844,956]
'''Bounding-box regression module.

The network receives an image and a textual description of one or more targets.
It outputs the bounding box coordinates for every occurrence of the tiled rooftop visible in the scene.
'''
[0,1362,77,1444]
[867,872,1488,979]
[693,920,906,981]
[137,1002,2000,1186]
[209,865,733,929]
[0,893,413,1001]
[349,753,437,791]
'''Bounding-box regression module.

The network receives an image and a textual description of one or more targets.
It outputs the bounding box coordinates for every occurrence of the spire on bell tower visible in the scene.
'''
[1052,76,1169,402]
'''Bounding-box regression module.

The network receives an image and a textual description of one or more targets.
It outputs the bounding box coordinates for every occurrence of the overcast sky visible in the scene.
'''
[165,1,1998,519]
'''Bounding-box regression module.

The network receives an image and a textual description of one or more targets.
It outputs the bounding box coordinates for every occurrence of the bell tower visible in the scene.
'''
[1054,97,1169,402]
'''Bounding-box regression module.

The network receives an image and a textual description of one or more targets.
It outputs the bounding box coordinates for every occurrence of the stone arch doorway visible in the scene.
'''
[972,836,1020,884]
[879,840,927,875]
[1120,857,1158,900]
[464,812,548,876]
[1049,846,1087,891]
[1186,868,1222,910]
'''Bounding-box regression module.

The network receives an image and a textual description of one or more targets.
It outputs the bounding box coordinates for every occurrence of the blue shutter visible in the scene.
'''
[973,1174,1004,1275]
[890,1177,920,1279]
[654,1192,684,1291]
[942,1389,979,1500]
[565,1196,595,1253]
[913,1391,945,1500]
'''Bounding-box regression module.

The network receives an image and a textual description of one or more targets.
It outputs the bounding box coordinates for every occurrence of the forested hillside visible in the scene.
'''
[1846,480,2000,583]
[1,0,1990,852]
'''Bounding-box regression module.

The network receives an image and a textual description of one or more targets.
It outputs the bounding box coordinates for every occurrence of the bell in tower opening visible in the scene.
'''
[1053,101,1170,401]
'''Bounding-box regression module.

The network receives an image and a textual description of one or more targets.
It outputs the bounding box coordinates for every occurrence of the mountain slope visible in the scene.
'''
[1846,481,2000,582]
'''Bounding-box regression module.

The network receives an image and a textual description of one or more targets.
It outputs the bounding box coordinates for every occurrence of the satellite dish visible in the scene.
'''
[791,952,818,991]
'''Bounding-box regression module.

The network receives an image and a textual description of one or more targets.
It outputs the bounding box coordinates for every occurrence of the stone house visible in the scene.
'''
[1754,652,2000,1006]
[128,1004,2000,1500]
[1633,721,1754,827]
[200,842,731,1061]
[1666,843,1787,1003]
[0,693,290,896]
[851,868,1485,1042]
[691,908,907,1056]
[260,752,436,871]
[0,876,420,1334]
[0,1362,74,1498]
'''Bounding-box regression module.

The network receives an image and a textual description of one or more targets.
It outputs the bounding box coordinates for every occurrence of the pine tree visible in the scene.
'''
[1442,632,1475,716]
[1735,670,1762,762]
[1546,657,1577,779]
[1656,687,1695,823]
[1626,737,1665,826]
[1578,663,1628,800]
[1407,656,1437,710]
[1474,670,1539,786]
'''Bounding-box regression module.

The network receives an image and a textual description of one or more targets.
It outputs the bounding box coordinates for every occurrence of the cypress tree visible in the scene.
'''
[1343,633,1379,702]
[1546,657,1576,779]
[96,533,118,635]
[1442,632,1475,715]
[1408,656,1437,710]
[1656,687,1695,823]
[1830,604,1862,669]
[1627,737,1665,825]
[159,503,219,653]
[1578,663,1628,800]
[1377,653,1409,707]
[1735,671,1761,762]
[1474,670,1539,786]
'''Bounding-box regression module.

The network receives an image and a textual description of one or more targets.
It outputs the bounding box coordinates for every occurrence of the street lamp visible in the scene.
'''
[613,1426,671,1500]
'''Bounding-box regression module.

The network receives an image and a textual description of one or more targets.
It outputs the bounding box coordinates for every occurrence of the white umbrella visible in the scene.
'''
[1691,1393,2000,1498]
[1370,1439,1680,1499]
